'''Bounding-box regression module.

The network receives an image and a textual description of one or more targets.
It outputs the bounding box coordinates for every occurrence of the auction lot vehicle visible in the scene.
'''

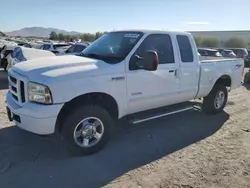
[6,30,244,155]
[217,49,237,58]
[63,43,89,55]
[245,49,250,67]
[229,48,248,59]
[198,48,222,57]
[39,43,70,55]
[0,44,17,70]
[6,46,55,71]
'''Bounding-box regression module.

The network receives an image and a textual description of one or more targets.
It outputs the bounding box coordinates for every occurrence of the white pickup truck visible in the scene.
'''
[6,30,244,155]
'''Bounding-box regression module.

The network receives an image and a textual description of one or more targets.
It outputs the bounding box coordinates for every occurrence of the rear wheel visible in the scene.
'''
[61,105,114,155]
[203,84,228,114]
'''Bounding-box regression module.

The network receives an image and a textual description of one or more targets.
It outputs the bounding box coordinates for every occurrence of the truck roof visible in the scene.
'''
[112,29,191,36]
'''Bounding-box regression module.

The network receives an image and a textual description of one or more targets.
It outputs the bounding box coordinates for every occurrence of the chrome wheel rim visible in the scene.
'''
[73,117,104,148]
[214,91,225,109]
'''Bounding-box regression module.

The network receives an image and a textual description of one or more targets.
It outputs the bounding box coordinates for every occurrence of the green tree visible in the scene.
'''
[95,32,103,40]
[49,31,58,40]
[224,37,246,48]
[64,34,70,42]
[194,37,203,47]
[58,33,65,41]
[48,31,108,42]
[201,38,220,48]
[82,33,95,42]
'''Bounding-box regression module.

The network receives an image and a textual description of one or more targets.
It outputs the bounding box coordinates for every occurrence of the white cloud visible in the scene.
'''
[184,22,211,25]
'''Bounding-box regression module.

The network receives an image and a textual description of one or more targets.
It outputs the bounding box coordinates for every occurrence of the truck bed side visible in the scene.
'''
[196,58,244,98]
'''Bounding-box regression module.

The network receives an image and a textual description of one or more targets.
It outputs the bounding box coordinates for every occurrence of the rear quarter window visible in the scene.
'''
[176,35,194,62]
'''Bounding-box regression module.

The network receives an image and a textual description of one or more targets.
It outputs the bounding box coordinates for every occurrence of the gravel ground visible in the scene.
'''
[0,69,249,188]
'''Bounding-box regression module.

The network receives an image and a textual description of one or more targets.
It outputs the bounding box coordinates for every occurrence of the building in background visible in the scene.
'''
[189,30,250,48]
[190,30,250,41]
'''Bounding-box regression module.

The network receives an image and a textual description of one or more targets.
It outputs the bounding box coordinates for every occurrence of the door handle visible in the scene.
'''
[169,69,178,77]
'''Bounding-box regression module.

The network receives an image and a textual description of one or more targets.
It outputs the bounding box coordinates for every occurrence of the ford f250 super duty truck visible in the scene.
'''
[6,30,244,155]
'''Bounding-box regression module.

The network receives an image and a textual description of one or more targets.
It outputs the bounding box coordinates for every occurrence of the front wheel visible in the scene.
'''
[61,105,114,155]
[203,84,228,114]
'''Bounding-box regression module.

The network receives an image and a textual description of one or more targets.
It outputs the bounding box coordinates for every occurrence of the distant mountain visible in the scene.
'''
[0,31,6,37]
[5,27,82,37]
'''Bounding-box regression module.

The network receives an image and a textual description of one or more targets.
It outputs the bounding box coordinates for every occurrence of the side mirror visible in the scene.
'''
[136,50,159,71]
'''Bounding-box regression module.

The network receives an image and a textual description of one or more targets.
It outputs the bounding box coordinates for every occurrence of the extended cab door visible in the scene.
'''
[175,34,200,100]
[126,33,180,114]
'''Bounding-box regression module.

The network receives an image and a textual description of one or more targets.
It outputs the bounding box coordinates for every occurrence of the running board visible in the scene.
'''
[130,105,201,124]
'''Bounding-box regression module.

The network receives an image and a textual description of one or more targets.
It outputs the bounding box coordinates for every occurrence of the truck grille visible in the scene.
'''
[8,73,27,105]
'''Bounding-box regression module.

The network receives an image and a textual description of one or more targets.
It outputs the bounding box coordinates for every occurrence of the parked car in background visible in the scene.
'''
[6,46,56,71]
[217,49,236,58]
[198,48,222,57]
[40,43,71,55]
[244,49,250,67]
[229,48,248,59]
[29,42,43,49]
[0,39,7,48]
[17,41,32,48]
[0,44,17,70]
[64,43,88,55]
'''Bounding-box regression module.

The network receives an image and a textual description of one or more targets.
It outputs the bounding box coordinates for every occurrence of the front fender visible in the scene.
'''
[49,75,128,118]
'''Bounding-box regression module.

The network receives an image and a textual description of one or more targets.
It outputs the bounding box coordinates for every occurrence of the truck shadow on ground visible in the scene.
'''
[0,110,229,188]
[0,70,8,90]
[242,82,250,90]
[243,70,250,90]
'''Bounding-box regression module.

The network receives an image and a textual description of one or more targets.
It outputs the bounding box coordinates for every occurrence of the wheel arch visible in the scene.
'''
[55,92,119,133]
[214,74,232,87]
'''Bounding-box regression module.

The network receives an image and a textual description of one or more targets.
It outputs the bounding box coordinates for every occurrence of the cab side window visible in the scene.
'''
[129,34,174,70]
[176,35,194,62]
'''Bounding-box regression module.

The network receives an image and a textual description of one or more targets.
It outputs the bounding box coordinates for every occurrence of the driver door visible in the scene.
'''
[126,34,180,114]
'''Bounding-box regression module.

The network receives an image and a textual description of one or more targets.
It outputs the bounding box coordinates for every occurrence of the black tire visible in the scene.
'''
[3,60,8,71]
[61,105,114,155]
[244,71,250,83]
[203,84,228,114]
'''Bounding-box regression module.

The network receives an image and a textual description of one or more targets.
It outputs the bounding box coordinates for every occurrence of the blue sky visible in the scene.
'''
[0,0,249,33]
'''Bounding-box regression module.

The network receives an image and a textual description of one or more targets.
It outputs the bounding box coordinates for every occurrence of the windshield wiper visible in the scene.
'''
[79,53,122,63]
[86,53,102,60]
[77,52,99,59]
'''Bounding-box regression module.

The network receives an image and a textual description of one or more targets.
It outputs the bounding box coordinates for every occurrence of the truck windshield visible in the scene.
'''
[80,31,143,64]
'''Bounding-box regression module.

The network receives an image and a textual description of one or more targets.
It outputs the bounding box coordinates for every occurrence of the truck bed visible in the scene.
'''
[196,58,244,98]
[199,56,240,62]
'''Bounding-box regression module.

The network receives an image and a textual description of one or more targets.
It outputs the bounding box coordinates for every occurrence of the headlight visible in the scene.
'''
[28,82,52,104]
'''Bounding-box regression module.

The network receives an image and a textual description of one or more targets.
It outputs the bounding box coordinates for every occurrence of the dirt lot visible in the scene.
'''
[0,69,249,188]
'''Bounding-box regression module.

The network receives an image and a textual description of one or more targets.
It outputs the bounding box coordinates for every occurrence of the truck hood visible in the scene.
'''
[12,55,119,84]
